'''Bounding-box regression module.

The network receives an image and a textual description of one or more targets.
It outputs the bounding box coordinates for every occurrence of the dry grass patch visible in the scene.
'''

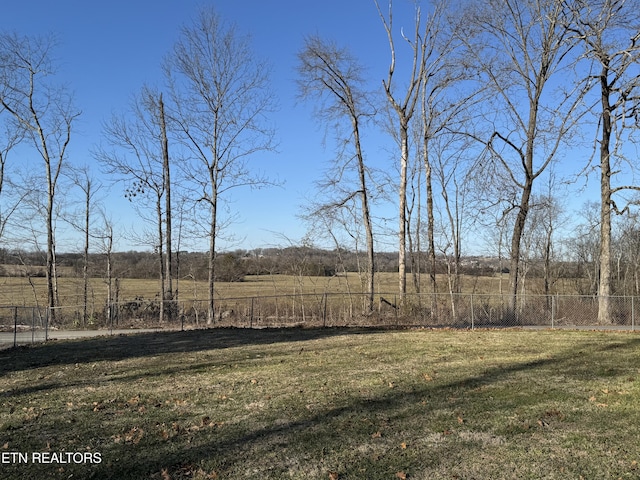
[1,328,640,479]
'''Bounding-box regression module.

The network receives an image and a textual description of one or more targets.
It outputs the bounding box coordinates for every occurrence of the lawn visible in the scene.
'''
[1,328,640,479]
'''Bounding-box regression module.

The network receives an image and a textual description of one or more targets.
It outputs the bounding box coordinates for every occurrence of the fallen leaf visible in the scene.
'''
[602,388,609,395]
[589,396,596,402]
[423,373,433,382]
[329,472,339,480]
[371,431,382,438]
[401,442,407,449]
[2,443,8,449]
[457,416,464,424]
[396,471,407,479]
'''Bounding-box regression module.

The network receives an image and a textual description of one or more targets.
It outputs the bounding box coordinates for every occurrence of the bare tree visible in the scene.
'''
[565,0,640,323]
[616,211,640,295]
[67,167,102,326]
[459,0,586,319]
[296,35,377,313]
[433,133,473,316]
[165,7,277,324]
[415,0,472,305]
[0,32,80,323]
[97,210,116,327]
[376,0,427,297]
[0,94,26,242]
[568,201,601,295]
[96,86,173,323]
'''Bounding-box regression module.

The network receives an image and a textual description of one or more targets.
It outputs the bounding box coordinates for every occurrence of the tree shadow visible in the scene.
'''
[0,326,384,374]
[74,335,640,479]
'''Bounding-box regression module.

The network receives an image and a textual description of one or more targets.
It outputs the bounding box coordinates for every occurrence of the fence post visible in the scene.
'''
[13,306,17,348]
[632,296,635,332]
[470,294,474,330]
[250,297,255,328]
[322,293,327,328]
[551,295,555,329]
[395,295,398,326]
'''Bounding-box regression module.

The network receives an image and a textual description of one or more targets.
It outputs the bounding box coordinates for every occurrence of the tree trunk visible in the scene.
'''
[208,177,218,325]
[159,94,173,320]
[598,64,613,324]
[46,181,56,324]
[156,194,165,325]
[83,180,90,327]
[352,116,375,313]
[398,121,409,298]
[507,180,533,322]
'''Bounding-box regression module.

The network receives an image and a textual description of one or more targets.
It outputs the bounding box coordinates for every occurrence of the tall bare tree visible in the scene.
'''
[67,167,102,326]
[165,7,277,324]
[97,87,173,323]
[415,0,471,303]
[565,0,640,323]
[376,0,427,297]
[0,33,80,323]
[296,35,377,312]
[459,0,586,319]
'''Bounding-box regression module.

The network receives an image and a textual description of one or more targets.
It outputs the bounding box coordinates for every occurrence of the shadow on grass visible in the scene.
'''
[0,326,384,375]
[3,331,640,479]
[80,335,640,479]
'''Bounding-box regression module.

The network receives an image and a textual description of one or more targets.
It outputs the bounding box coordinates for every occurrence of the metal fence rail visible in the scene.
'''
[1,293,638,348]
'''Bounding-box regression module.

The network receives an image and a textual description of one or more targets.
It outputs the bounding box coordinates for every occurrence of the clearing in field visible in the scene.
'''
[1,328,640,479]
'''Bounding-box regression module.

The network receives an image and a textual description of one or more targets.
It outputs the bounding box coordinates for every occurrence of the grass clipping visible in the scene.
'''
[1,328,640,479]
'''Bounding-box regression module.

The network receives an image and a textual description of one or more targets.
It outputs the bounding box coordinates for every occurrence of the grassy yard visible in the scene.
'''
[2,328,640,479]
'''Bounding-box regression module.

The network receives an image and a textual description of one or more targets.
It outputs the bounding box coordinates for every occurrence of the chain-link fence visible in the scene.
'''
[2,293,639,348]
[0,306,48,348]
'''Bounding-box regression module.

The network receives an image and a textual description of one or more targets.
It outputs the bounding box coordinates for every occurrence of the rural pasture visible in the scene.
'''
[0,272,585,309]
[0,272,632,336]
[2,328,640,479]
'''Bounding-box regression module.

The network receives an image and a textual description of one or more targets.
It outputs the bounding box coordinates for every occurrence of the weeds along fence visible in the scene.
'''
[1,293,640,348]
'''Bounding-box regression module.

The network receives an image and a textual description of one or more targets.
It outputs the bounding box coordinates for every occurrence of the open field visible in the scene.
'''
[0,272,584,308]
[2,328,640,479]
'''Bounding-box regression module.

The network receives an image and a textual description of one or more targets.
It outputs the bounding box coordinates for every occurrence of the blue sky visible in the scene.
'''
[2,0,413,252]
[1,1,612,256]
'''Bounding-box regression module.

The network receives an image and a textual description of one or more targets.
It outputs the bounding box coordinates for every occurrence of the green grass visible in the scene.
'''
[2,328,640,479]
